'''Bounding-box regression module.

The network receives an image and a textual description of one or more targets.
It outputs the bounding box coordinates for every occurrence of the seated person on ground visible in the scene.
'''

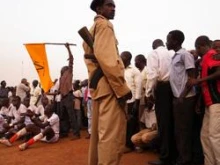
[2,96,27,138]
[131,105,158,152]
[0,104,60,151]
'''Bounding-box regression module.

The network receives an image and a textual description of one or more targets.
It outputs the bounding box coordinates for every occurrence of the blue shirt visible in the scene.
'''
[170,48,195,97]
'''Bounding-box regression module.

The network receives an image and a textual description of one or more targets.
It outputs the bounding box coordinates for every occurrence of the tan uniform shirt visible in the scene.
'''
[83,15,130,100]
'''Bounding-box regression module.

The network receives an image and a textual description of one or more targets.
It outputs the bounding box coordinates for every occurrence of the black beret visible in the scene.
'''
[90,0,104,12]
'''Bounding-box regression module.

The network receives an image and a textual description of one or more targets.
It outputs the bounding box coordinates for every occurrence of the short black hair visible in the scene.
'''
[13,96,21,101]
[90,0,105,12]
[45,104,55,114]
[121,51,132,61]
[152,39,164,49]
[0,80,6,86]
[135,54,146,64]
[213,39,220,43]
[168,30,185,45]
[195,35,211,48]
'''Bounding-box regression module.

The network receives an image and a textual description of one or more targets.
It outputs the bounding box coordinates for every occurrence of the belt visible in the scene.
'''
[157,81,169,84]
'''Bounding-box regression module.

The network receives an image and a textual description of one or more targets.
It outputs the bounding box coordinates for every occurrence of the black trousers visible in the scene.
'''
[173,96,196,165]
[126,102,139,149]
[154,81,176,162]
[59,93,78,136]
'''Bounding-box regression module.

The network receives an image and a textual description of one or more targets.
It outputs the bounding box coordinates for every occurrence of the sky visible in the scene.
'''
[1,0,220,86]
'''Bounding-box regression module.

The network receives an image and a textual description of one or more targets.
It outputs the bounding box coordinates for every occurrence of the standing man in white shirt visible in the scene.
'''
[135,54,148,120]
[30,80,41,106]
[16,78,30,103]
[146,39,175,165]
[121,51,142,152]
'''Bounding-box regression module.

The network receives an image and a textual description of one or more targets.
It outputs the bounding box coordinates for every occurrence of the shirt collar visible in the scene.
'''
[172,48,186,59]
[94,15,108,21]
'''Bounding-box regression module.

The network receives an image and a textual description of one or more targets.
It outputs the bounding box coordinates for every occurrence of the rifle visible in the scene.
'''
[78,27,93,49]
[78,26,103,89]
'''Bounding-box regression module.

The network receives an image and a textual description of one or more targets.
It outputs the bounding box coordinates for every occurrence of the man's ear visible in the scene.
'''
[96,6,102,14]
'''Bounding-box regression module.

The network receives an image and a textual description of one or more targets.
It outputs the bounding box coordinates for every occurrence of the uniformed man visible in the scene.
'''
[82,0,132,164]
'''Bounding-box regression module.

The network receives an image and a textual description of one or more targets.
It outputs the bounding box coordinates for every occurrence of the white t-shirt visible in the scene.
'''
[44,113,60,134]
[9,104,27,124]
[0,104,12,117]
[30,86,41,105]
[16,83,30,102]
[36,105,45,121]
[124,65,142,103]
[140,109,157,128]
[24,105,38,125]
[0,114,5,131]
[52,80,61,102]
[73,90,83,110]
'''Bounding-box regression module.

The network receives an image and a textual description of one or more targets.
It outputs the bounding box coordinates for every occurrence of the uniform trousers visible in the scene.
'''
[88,93,126,165]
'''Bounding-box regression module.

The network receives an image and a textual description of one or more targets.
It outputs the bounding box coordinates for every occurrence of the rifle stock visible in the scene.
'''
[78,26,93,49]
[78,26,104,89]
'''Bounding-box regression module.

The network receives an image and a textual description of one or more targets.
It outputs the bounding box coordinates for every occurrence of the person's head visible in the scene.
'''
[32,80,38,88]
[44,104,54,118]
[135,54,146,71]
[0,80,6,88]
[21,78,27,83]
[1,98,10,108]
[23,97,30,108]
[120,51,132,68]
[12,96,21,108]
[73,80,81,90]
[195,35,211,57]
[152,39,164,50]
[212,40,220,54]
[81,79,88,87]
[90,0,115,20]
[60,66,69,76]
[41,96,49,107]
[8,86,16,96]
[166,30,185,51]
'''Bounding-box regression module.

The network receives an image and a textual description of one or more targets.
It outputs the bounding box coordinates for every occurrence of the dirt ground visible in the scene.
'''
[0,130,158,165]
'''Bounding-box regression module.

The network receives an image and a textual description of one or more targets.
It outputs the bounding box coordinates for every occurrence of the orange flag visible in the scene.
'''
[24,44,53,92]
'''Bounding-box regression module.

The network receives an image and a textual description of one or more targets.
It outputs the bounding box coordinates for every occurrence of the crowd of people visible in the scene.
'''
[0,0,220,165]
[0,44,92,151]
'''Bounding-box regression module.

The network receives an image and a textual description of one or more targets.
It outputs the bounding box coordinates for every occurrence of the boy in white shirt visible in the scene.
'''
[0,104,59,151]
[131,106,158,151]
[72,80,83,140]
[5,96,27,131]
[0,114,6,137]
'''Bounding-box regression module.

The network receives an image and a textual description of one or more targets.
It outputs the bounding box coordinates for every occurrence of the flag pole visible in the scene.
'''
[24,43,77,46]
[44,42,77,46]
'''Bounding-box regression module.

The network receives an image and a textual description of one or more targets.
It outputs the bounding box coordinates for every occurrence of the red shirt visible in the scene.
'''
[201,49,220,106]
